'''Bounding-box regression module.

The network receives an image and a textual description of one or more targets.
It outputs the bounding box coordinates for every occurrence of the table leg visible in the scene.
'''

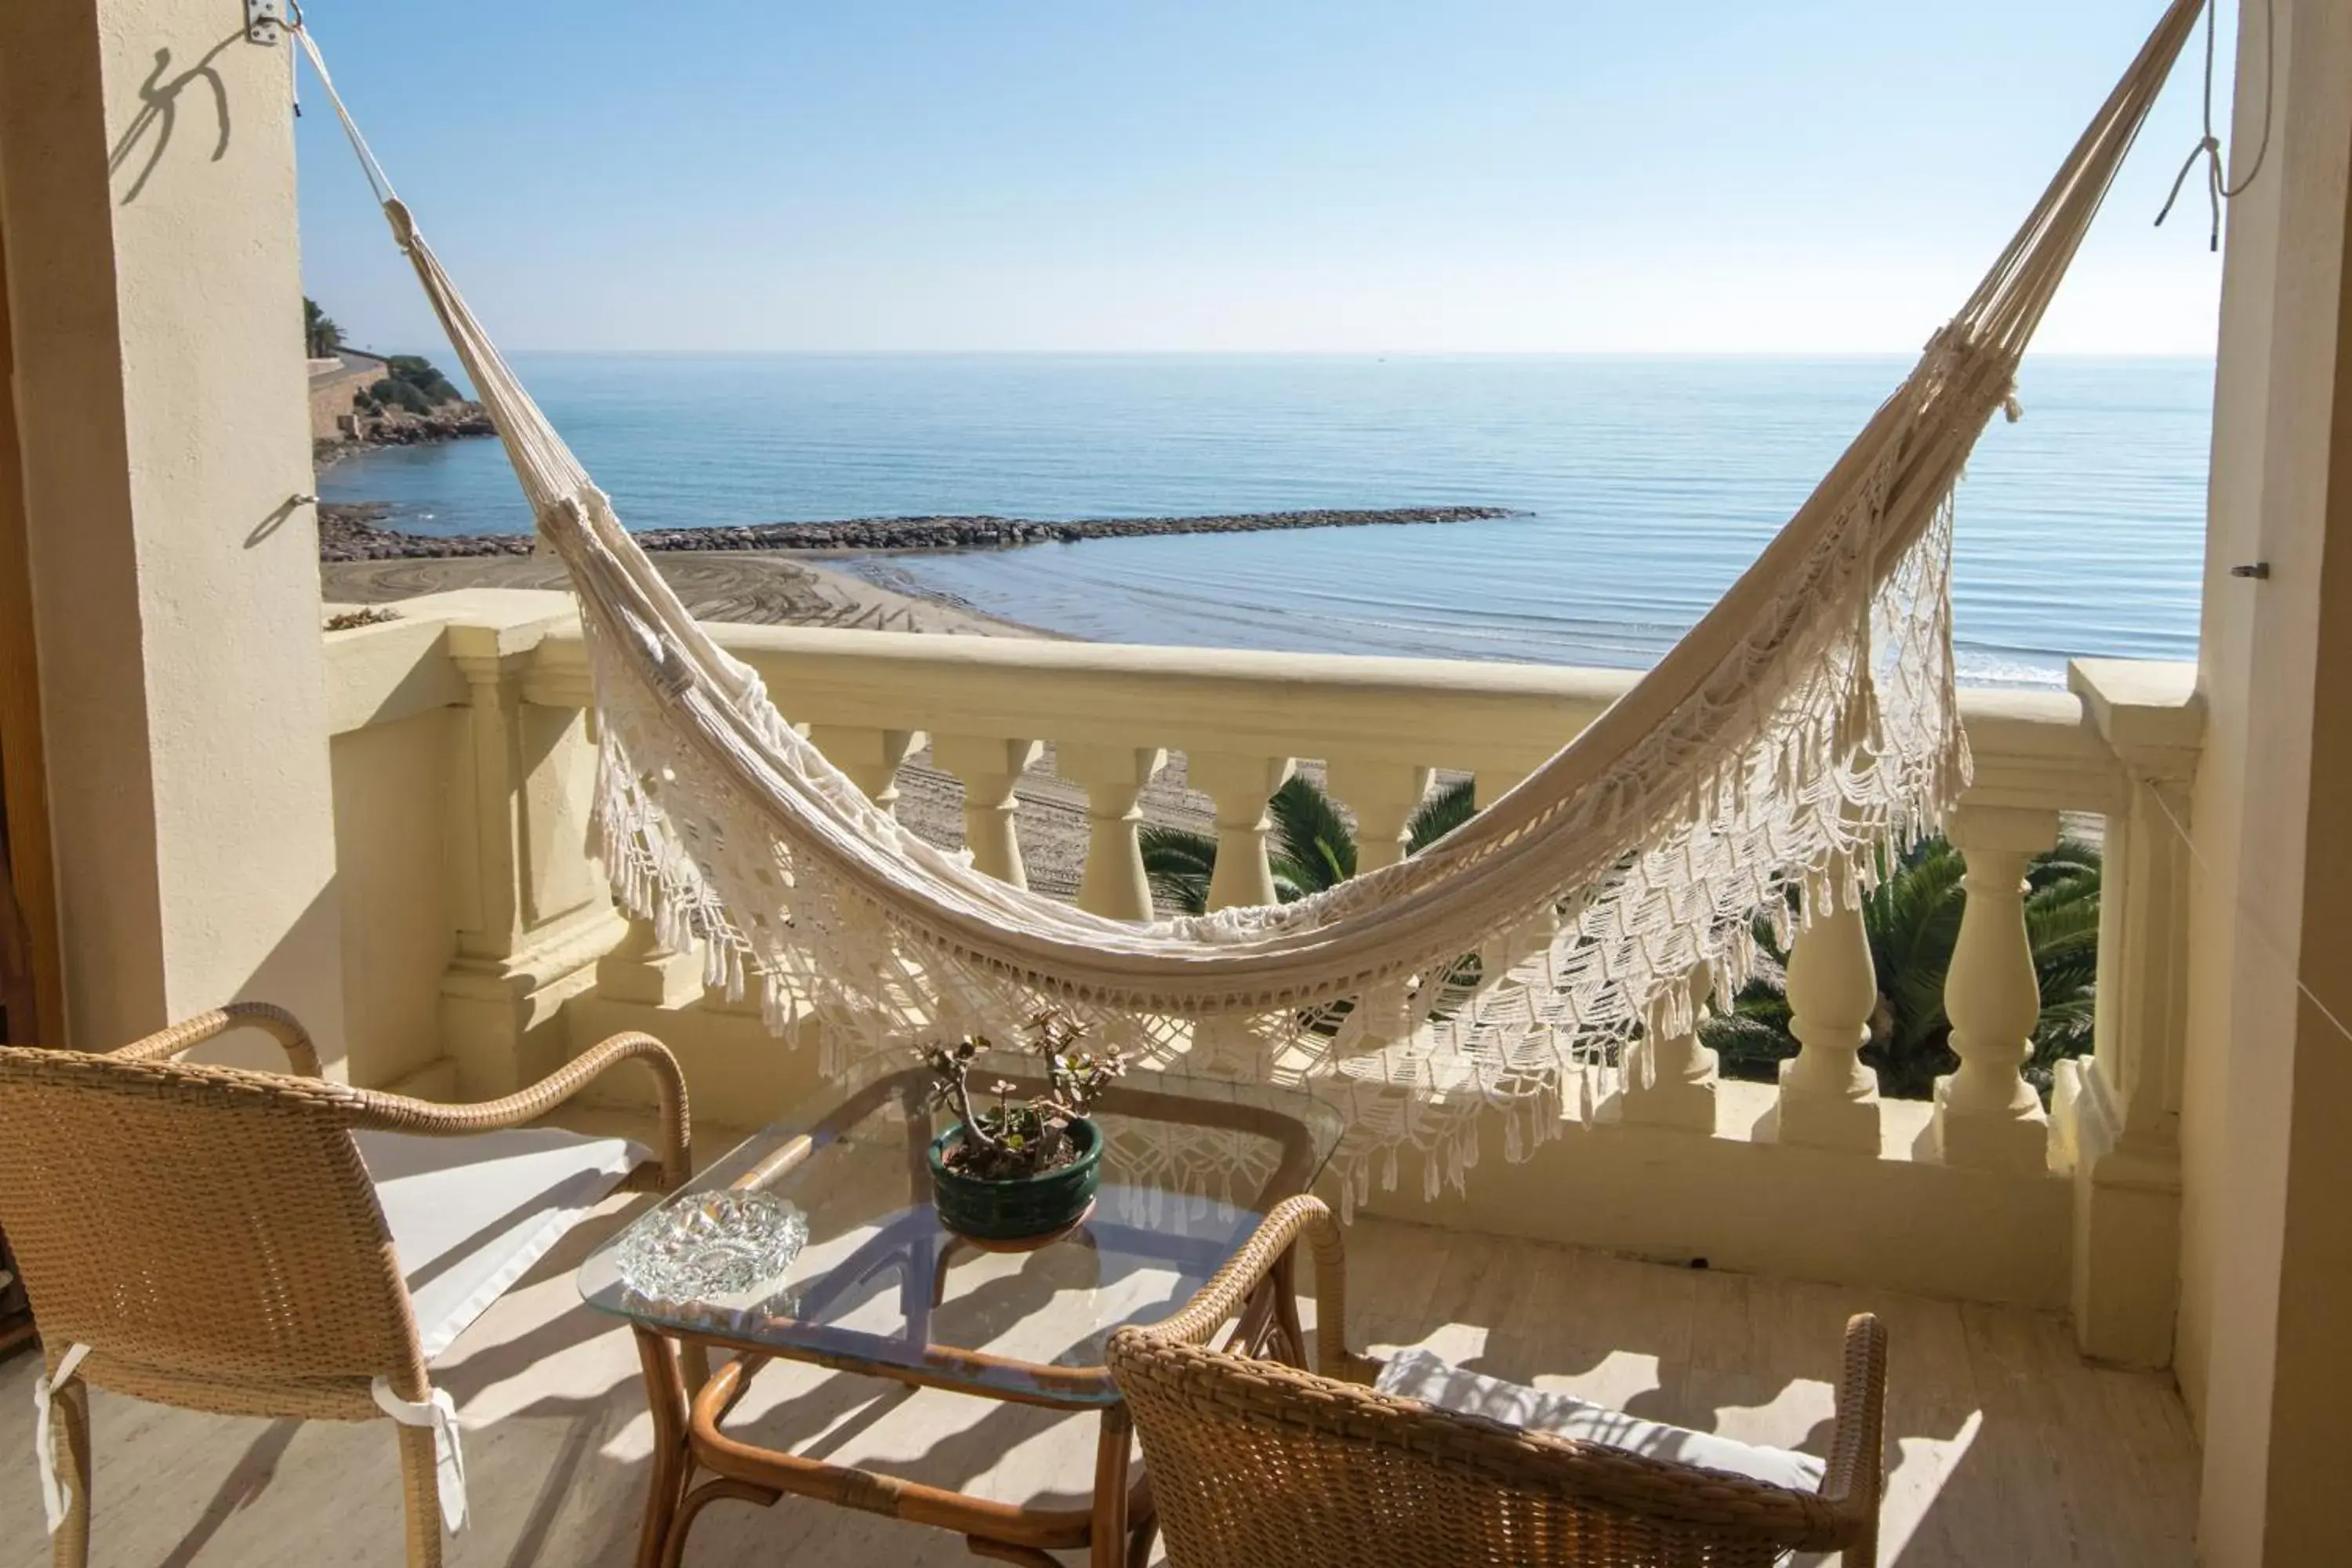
[1090,1404,1134,1568]
[632,1327,693,1568]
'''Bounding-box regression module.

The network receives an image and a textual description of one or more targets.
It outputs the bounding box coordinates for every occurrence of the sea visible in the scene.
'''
[318,354,2212,689]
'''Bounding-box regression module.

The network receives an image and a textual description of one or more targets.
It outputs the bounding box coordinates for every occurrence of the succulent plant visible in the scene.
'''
[921,1010,1125,1181]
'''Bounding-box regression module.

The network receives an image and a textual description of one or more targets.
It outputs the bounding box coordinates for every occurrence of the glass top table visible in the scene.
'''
[579,1065,1346,1410]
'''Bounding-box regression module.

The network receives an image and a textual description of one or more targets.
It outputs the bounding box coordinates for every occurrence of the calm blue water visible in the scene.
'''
[321,354,2211,688]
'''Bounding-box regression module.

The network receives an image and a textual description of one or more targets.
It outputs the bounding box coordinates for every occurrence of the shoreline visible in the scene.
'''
[311,403,495,477]
[317,503,1519,562]
[322,546,1058,640]
[317,530,1192,898]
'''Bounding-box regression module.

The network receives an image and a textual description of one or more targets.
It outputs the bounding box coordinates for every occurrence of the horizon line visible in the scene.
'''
[383,346,2220,361]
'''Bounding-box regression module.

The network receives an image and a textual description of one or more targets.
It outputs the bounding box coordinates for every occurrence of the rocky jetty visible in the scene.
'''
[313,401,495,467]
[318,504,1517,563]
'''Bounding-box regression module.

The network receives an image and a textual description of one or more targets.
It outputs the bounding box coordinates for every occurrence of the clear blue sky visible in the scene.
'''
[294,1,2235,355]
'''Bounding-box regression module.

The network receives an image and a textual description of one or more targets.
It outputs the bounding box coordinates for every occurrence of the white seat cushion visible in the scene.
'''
[356,1127,646,1361]
[1374,1347,1826,1494]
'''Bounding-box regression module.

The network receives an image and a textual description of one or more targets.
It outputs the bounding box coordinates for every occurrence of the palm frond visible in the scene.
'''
[1268,775,1356,893]
[1138,824,1217,916]
[1406,777,1479,853]
[1700,831,2107,1103]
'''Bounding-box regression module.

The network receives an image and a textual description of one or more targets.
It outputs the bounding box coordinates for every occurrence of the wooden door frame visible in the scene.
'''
[0,203,64,1047]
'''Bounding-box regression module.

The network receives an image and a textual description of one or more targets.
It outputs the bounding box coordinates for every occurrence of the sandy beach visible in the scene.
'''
[324,548,1043,637]
[323,547,1219,903]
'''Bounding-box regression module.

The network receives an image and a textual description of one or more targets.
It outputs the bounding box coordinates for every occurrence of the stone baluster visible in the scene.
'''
[1624,960,1721,1132]
[805,725,920,816]
[1059,744,1167,920]
[1933,805,2058,1171]
[932,735,1043,887]
[1187,753,1296,909]
[1326,760,1433,873]
[1774,863,1883,1152]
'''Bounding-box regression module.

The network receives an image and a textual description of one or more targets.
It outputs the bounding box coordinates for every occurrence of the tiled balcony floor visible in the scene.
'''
[0,1182,2197,1566]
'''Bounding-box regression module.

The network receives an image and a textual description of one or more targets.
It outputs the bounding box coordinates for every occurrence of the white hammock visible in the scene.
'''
[298,2,2204,1202]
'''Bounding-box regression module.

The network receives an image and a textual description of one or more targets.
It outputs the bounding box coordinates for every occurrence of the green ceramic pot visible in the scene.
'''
[927,1116,1103,1243]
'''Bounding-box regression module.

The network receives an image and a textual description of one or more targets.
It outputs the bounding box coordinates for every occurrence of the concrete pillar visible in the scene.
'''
[1061,744,1165,920]
[1187,752,1294,910]
[2180,4,2352,1560]
[1624,960,1721,1134]
[933,734,1042,886]
[2054,659,2200,1367]
[1774,869,1883,1153]
[0,2,347,1066]
[1327,759,1432,873]
[595,920,706,1011]
[440,611,626,1094]
[808,725,920,817]
[1933,805,2059,1173]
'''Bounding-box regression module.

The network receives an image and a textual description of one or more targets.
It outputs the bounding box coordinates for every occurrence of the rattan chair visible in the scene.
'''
[1108,1196,1887,1568]
[0,1002,691,1567]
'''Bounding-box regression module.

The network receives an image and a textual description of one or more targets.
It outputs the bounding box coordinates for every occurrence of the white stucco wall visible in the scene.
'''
[0,2,347,1065]
[2180,2,2352,1562]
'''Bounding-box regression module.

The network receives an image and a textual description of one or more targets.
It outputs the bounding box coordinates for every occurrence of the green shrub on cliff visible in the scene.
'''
[369,354,463,414]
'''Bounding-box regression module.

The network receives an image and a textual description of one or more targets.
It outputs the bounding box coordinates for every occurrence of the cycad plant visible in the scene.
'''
[1141,773,1477,914]
[1702,835,2102,1100]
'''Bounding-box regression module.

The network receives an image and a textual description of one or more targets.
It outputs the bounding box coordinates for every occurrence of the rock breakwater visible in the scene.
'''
[318,504,1516,562]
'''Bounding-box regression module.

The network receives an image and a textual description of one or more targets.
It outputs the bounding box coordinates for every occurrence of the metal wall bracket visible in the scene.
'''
[247,0,285,45]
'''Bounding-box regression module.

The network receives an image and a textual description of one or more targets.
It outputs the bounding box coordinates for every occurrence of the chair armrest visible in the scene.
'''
[1817,1312,1888,1548]
[339,1031,693,1190]
[1138,1194,1376,1384]
[107,1002,321,1076]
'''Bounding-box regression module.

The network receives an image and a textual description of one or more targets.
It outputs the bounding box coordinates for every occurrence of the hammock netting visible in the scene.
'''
[298,0,2206,1206]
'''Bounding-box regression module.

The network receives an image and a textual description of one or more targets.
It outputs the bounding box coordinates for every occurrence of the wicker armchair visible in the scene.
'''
[1107,1196,1887,1568]
[0,1003,691,1568]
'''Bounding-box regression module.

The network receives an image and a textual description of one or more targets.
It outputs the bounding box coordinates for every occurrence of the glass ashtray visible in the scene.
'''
[615,1189,809,1302]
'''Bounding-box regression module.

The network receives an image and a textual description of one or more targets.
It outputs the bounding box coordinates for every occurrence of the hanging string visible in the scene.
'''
[290,13,403,214]
[2144,780,2352,1051]
[2155,0,2275,250]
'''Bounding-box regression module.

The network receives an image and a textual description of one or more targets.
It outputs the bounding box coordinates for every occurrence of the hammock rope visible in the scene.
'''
[295,2,2208,1203]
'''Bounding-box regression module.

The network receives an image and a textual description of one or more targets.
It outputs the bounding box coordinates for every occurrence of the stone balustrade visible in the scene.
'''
[321,591,2201,1366]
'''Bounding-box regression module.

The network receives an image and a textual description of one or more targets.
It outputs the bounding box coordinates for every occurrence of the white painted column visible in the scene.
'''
[807,725,921,815]
[1933,805,2058,1172]
[1775,869,1883,1152]
[2053,766,2193,1366]
[1624,960,1721,1132]
[1326,760,1433,873]
[1188,753,1295,910]
[933,735,1043,887]
[441,613,630,1094]
[1060,745,1167,920]
[0,6,348,1066]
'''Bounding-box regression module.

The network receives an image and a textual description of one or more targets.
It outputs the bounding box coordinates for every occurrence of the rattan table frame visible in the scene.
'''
[610,1071,1329,1568]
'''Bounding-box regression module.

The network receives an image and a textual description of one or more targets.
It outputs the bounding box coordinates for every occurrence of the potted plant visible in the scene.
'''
[922,1011,1125,1244]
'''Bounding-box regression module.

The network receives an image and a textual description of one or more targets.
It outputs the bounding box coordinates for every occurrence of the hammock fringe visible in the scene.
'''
[295,0,2201,1202]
